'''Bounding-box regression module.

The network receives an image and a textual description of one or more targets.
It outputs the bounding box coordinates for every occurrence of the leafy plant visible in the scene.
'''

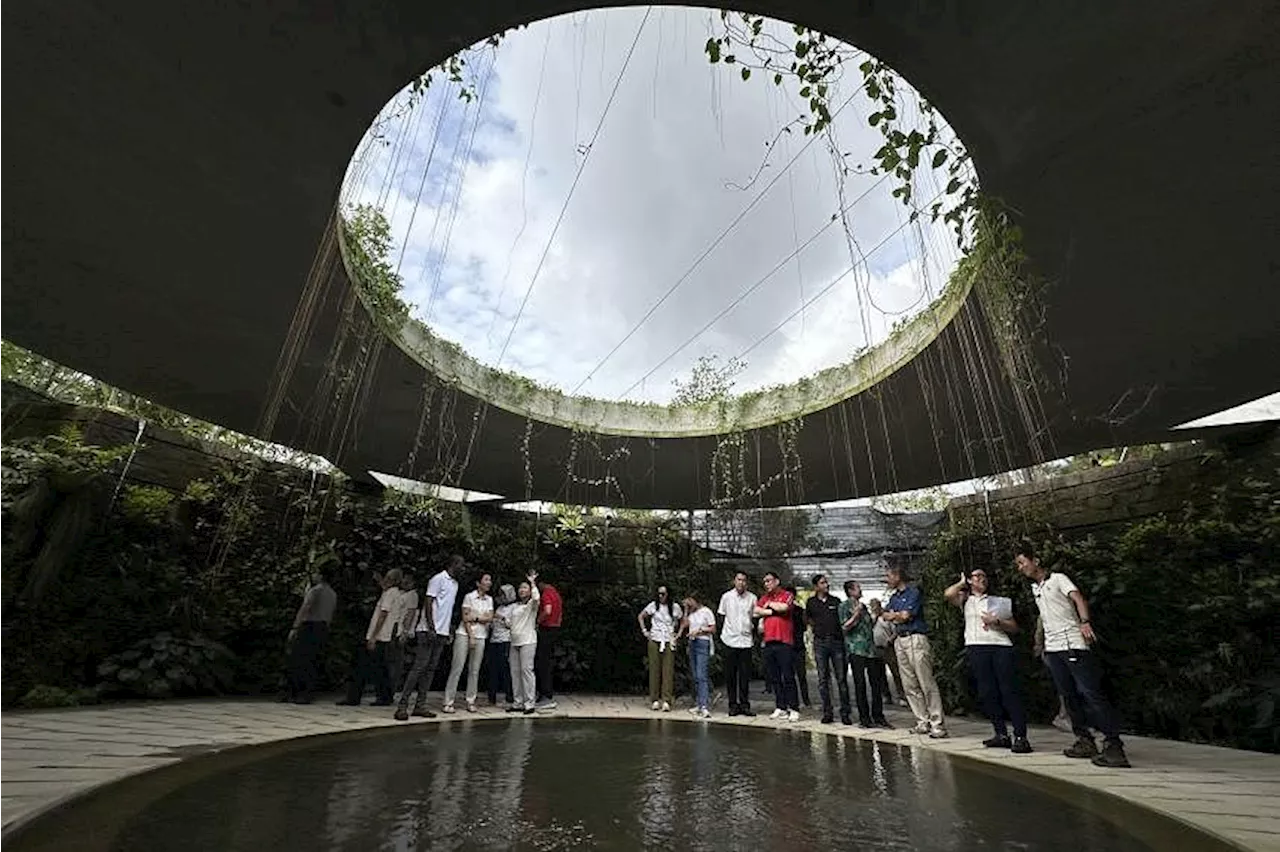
[97,633,236,699]
[119,485,175,525]
[18,684,99,709]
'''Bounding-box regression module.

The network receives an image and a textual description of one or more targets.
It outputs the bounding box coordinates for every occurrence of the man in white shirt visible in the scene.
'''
[394,555,462,720]
[337,568,403,706]
[717,572,758,717]
[1016,543,1130,768]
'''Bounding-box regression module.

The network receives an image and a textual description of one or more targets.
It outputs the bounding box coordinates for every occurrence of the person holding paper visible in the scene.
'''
[945,568,1032,753]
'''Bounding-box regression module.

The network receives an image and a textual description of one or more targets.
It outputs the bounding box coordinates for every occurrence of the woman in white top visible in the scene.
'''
[945,568,1032,753]
[443,572,494,713]
[682,593,716,718]
[637,585,683,711]
[486,584,517,706]
[502,571,541,714]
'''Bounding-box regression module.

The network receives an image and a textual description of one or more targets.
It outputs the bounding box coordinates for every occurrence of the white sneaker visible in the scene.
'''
[661,701,671,712]
[442,704,456,714]
[688,706,702,715]
[652,701,661,711]
[770,709,787,720]
[699,707,711,719]
[911,722,931,735]
[787,710,801,723]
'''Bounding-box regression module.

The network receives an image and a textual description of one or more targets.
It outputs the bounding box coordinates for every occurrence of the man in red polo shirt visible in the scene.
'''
[754,571,800,722]
[534,577,563,710]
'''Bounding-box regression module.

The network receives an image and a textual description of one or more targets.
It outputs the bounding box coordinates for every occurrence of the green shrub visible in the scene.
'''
[119,485,175,525]
[18,684,98,709]
[97,633,236,699]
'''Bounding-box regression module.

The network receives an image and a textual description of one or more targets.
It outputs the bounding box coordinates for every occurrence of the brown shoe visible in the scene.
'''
[1064,736,1099,759]
[1090,740,1130,768]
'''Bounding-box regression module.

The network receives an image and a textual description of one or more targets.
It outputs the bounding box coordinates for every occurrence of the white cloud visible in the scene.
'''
[345,8,962,403]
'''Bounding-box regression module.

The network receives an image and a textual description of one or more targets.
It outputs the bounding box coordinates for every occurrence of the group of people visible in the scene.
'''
[285,555,565,719]
[285,543,1131,770]
[633,545,1131,769]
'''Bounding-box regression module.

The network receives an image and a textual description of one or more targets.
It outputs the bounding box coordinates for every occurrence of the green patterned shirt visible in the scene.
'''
[838,599,877,658]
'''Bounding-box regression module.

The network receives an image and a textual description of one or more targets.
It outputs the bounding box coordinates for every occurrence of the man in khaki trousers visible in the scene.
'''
[881,562,948,738]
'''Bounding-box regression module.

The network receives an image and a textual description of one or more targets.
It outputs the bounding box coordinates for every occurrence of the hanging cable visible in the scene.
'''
[488,26,555,338]
[733,187,948,363]
[494,6,654,368]
[615,173,889,399]
[570,86,864,394]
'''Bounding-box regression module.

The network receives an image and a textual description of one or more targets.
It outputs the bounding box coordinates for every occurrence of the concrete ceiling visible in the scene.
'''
[4,0,1278,508]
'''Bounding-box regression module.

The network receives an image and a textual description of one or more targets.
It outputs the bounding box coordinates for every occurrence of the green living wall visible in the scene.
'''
[0,429,730,709]
[920,437,1279,754]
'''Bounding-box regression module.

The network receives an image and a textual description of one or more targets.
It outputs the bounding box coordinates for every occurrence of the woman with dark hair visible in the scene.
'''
[682,592,716,718]
[637,584,683,711]
[486,583,517,706]
[442,571,494,713]
[945,567,1032,753]
[503,571,541,714]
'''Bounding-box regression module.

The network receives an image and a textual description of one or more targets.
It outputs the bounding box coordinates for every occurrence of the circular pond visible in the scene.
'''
[7,719,1229,851]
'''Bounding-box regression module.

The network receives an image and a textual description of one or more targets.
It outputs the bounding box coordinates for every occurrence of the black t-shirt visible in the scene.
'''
[805,594,843,640]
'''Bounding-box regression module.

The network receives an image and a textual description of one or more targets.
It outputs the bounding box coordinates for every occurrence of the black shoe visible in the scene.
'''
[393,708,409,721]
[522,707,536,715]
[872,718,892,729]
[335,699,360,706]
[1064,736,1099,759]
[740,708,756,717]
[1090,741,1131,768]
[728,708,741,717]
[277,694,291,703]
[412,708,436,718]
[1011,737,1034,754]
[820,714,834,724]
[841,715,853,726]
[983,735,1013,749]
[857,718,873,728]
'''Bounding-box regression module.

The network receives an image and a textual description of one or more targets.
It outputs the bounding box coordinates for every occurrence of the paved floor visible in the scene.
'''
[3,690,1278,850]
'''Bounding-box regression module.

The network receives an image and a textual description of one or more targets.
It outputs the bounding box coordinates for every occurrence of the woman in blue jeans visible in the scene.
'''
[945,568,1033,753]
[682,594,716,718]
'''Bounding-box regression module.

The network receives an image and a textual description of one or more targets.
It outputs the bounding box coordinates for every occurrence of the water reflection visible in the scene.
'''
[75,720,1166,852]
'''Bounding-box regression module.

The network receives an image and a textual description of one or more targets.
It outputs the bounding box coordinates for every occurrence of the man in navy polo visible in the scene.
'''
[882,561,947,738]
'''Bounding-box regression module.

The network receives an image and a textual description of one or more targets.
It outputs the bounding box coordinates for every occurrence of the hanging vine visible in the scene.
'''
[705,12,979,245]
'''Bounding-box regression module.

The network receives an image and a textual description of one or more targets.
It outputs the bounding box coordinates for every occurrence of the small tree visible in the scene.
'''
[671,355,746,406]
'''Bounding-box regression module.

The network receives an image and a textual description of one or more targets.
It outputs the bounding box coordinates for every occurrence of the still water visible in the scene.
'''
[10,719,1212,851]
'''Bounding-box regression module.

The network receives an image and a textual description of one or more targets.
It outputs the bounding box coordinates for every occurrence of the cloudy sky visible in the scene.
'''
[343,8,963,404]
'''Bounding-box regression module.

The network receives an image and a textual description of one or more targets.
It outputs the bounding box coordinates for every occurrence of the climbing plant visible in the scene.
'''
[341,204,411,329]
[705,12,978,244]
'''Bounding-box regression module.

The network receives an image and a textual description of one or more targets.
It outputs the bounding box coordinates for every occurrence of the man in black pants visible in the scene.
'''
[717,572,758,716]
[805,574,852,725]
[1016,543,1129,768]
[534,576,563,711]
[284,566,337,704]
[755,572,801,722]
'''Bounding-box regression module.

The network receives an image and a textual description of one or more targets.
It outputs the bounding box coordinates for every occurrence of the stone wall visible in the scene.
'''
[948,426,1278,534]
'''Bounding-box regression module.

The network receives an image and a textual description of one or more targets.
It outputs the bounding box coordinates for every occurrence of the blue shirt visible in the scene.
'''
[887,585,928,636]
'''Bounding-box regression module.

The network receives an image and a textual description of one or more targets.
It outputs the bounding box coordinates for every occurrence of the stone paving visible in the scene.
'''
[3,691,1279,850]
